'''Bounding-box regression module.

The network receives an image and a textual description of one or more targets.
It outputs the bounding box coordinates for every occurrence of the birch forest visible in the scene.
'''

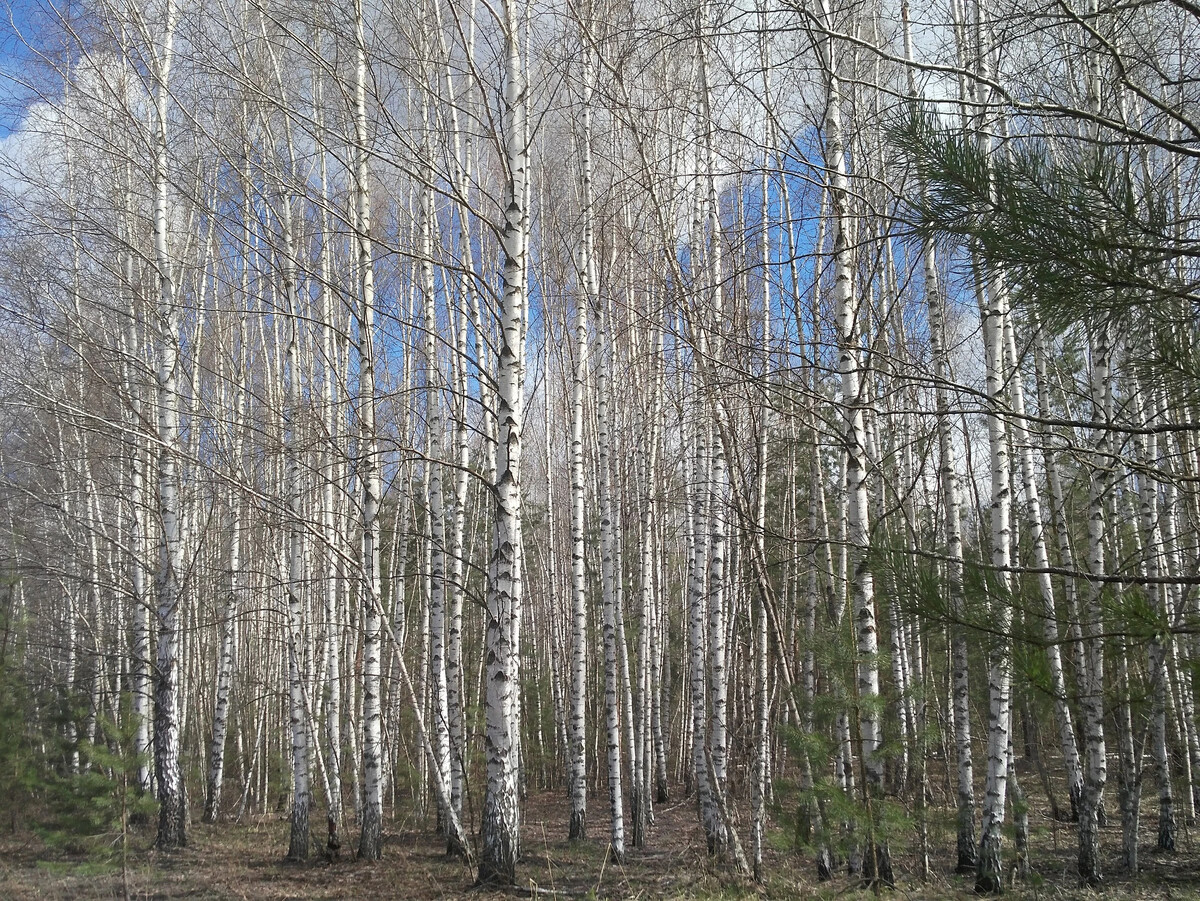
[0,0,1197,895]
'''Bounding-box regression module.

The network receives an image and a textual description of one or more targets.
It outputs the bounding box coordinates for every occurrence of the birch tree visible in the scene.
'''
[148,0,186,851]
[478,0,530,883]
[353,0,385,860]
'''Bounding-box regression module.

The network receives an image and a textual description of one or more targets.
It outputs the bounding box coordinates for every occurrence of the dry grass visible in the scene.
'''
[3,785,1200,900]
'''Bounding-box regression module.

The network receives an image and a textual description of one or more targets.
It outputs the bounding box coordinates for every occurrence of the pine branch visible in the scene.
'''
[892,106,1200,389]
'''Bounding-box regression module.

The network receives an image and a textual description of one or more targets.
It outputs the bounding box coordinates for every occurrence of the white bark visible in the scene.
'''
[1134,388,1174,852]
[568,251,589,843]
[120,187,153,799]
[280,195,311,862]
[316,76,345,853]
[205,301,245,824]
[931,253,976,873]
[751,128,771,881]
[974,271,1014,894]
[597,295,625,864]
[1003,313,1083,819]
[478,0,527,883]
[420,128,452,836]
[688,418,715,844]
[1078,324,1112,886]
[818,1,887,879]
[633,320,662,849]
[353,0,383,860]
[150,0,185,850]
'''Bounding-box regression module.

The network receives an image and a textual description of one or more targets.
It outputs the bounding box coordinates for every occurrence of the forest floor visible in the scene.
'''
[4,781,1200,900]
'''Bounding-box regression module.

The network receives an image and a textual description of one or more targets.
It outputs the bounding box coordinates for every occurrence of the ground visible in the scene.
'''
[4,785,1200,899]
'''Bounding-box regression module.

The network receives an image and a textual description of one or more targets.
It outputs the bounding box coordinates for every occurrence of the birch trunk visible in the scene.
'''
[119,187,153,799]
[974,271,1014,894]
[151,0,185,850]
[898,4,977,860]
[281,196,311,862]
[633,320,663,848]
[421,140,452,836]
[925,239,976,872]
[1134,389,1174,852]
[568,69,595,842]
[597,296,625,864]
[444,48,474,823]
[568,281,589,842]
[819,0,888,879]
[707,428,730,857]
[751,135,771,882]
[316,75,345,853]
[477,0,528,882]
[688,418,716,846]
[353,0,383,860]
[1078,324,1112,886]
[204,161,248,825]
[1003,312,1083,819]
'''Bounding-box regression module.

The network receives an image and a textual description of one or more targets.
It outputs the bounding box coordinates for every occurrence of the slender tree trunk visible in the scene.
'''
[920,226,975,870]
[477,0,528,883]
[1116,639,1141,875]
[688,417,716,845]
[597,296,625,864]
[1134,388,1175,852]
[444,54,474,824]
[353,0,383,860]
[750,144,771,882]
[421,139,452,837]
[974,270,1014,895]
[316,75,345,854]
[567,76,593,844]
[204,163,249,823]
[281,197,311,863]
[119,189,153,799]
[1078,324,1112,887]
[1003,312,1083,820]
[151,0,185,850]
[818,1,889,879]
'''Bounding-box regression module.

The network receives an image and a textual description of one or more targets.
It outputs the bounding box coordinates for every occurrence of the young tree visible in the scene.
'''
[147,0,186,851]
[477,0,530,884]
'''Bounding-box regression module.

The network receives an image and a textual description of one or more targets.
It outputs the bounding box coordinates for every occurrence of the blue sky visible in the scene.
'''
[0,1,41,138]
